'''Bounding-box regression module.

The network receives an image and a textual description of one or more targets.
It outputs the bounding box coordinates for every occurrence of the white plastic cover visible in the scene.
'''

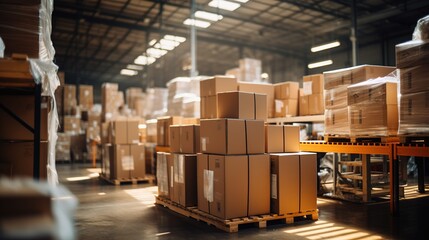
[0,36,4,58]
[413,15,429,40]
[203,169,213,202]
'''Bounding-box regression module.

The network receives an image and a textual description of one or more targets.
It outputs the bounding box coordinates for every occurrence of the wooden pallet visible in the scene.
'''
[399,135,429,144]
[155,196,318,233]
[99,174,155,185]
[325,135,399,143]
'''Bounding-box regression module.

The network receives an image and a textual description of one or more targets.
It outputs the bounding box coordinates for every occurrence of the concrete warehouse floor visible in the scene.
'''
[57,163,429,240]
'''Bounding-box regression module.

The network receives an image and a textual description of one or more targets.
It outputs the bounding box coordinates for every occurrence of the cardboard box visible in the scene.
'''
[350,103,398,136]
[299,95,309,116]
[245,120,265,154]
[127,118,140,144]
[299,152,317,212]
[110,119,128,144]
[157,116,183,146]
[270,153,300,214]
[63,116,80,133]
[0,141,48,179]
[197,154,210,213]
[400,64,429,95]
[248,154,270,216]
[309,93,324,115]
[324,107,350,136]
[396,40,429,68]
[323,65,396,90]
[284,125,300,152]
[265,125,283,153]
[0,95,49,140]
[169,125,181,153]
[201,95,217,119]
[200,119,246,155]
[400,92,429,131]
[112,145,132,179]
[172,154,197,207]
[131,144,145,178]
[210,154,248,219]
[145,119,157,143]
[255,93,268,121]
[348,81,397,105]
[79,84,93,110]
[101,122,110,144]
[156,152,170,199]
[238,81,275,118]
[274,99,298,117]
[274,81,299,100]
[180,125,200,154]
[64,84,77,115]
[200,76,237,97]
[217,91,255,119]
[303,74,324,95]
[324,85,348,109]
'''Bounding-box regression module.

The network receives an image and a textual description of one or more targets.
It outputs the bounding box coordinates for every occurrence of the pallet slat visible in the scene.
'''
[99,174,155,185]
[155,196,318,233]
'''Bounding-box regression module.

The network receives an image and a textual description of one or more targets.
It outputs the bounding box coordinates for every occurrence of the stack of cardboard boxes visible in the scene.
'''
[101,83,124,122]
[323,65,395,136]
[300,74,325,116]
[197,76,271,219]
[274,81,299,117]
[238,81,275,118]
[396,39,429,135]
[101,118,146,180]
[166,77,200,118]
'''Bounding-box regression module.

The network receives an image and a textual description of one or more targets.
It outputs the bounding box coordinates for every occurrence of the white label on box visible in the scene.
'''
[271,174,277,199]
[275,100,283,113]
[201,137,207,151]
[204,169,214,202]
[170,166,174,187]
[132,140,139,144]
[41,102,48,109]
[178,155,184,183]
[122,156,134,171]
[174,155,179,183]
[303,81,312,96]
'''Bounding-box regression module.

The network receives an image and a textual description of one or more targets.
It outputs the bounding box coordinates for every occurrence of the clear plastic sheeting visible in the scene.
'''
[347,73,398,105]
[144,88,168,119]
[0,37,4,58]
[0,177,78,240]
[412,15,429,41]
[156,152,169,197]
[399,64,429,95]
[239,58,262,82]
[324,107,350,136]
[395,40,429,68]
[399,91,429,135]
[166,76,202,118]
[324,85,348,109]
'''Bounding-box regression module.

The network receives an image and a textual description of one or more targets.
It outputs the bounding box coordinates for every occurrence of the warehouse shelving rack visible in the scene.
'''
[0,58,42,179]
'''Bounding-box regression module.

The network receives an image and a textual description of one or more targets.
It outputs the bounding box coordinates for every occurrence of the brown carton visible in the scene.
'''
[210,154,248,219]
[399,92,429,134]
[395,40,429,68]
[309,93,324,115]
[79,84,93,110]
[127,118,140,144]
[270,153,300,214]
[180,125,200,154]
[169,125,181,153]
[324,85,348,109]
[173,154,197,207]
[245,120,265,154]
[101,122,110,144]
[110,119,128,144]
[324,107,350,136]
[323,65,396,90]
[112,145,132,179]
[217,91,255,119]
[274,99,298,117]
[0,141,48,179]
[238,81,275,118]
[157,116,183,146]
[350,103,398,136]
[348,81,398,105]
[200,76,238,97]
[197,153,210,213]
[274,81,299,99]
[201,95,217,119]
[255,93,268,121]
[200,119,246,155]
[0,95,49,140]
[299,152,318,213]
[400,64,429,94]
[303,74,324,94]
[248,154,270,216]
[64,84,77,115]
[284,125,300,152]
[265,125,284,153]
[63,116,80,133]
[299,95,309,116]
[131,144,145,178]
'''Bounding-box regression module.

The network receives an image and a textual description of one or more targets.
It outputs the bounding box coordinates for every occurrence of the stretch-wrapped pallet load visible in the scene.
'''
[239,58,262,82]
[347,74,399,137]
[125,87,144,111]
[323,65,396,136]
[396,15,429,136]
[167,77,201,118]
[143,87,168,119]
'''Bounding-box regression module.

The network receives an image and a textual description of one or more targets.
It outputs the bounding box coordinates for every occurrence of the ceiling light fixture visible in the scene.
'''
[146,48,168,58]
[126,64,144,71]
[195,10,223,21]
[154,43,175,51]
[208,0,241,11]
[120,69,138,76]
[183,18,211,28]
[134,55,156,65]
[149,39,157,46]
[311,41,340,52]
[160,39,180,48]
[164,35,186,43]
[308,60,333,69]
[234,0,249,3]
